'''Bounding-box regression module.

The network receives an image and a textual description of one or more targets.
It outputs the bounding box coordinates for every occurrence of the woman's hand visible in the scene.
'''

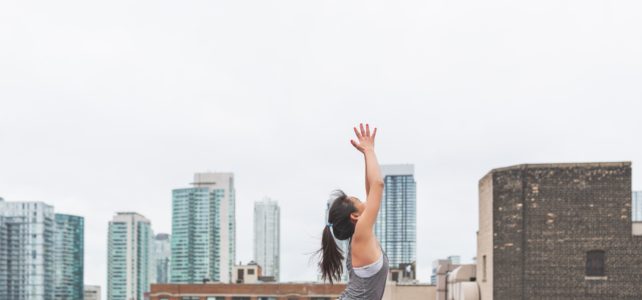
[350,123,377,154]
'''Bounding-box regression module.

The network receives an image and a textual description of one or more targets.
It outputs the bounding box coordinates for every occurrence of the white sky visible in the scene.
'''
[1,0,642,296]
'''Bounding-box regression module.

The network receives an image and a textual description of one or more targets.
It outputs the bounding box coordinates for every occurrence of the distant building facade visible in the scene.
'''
[253,198,280,281]
[149,282,436,300]
[633,191,642,222]
[0,199,55,300]
[477,162,642,300]
[170,172,236,283]
[232,261,262,284]
[376,164,417,268]
[54,214,84,300]
[107,212,154,300]
[431,256,460,285]
[84,285,101,300]
[153,233,171,283]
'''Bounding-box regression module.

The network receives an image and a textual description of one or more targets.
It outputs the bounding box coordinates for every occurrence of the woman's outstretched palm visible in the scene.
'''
[351,123,377,153]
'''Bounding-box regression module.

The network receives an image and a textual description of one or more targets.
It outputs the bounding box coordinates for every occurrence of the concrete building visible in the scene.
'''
[149,282,436,300]
[84,285,101,300]
[254,198,280,281]
[433,258,461,300]
[154,233,171,283]
[232,261,262,284]
[107,212,154,300]
[171,172,236,283]
[431,256,461,285]
[0,199,55,300]
[477,162,642,300]
[376,164,417,268]
[54,213,84,300]
[445,265,478,300]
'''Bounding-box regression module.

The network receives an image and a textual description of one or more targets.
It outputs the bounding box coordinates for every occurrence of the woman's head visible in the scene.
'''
[318,190,363,283]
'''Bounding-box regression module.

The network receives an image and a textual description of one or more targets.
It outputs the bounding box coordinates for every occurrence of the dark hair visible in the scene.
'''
[318,190,357,283]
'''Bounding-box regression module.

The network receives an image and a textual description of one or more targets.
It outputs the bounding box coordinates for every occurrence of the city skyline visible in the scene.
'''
[3,0,642,294]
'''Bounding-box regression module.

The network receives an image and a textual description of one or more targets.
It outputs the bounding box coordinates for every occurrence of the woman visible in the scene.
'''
[318,123,388,300]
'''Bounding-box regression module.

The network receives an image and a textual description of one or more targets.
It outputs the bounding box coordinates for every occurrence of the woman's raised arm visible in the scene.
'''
[350,123,384,234]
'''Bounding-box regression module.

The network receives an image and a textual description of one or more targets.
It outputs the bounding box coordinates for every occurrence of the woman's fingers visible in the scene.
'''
[365,123,371,137]
[353,127,362,139]
[350,139,363,151]
[360,123,365,137]
[372,127,377,139]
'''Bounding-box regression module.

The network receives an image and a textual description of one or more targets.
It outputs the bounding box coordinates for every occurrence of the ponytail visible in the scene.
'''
[317,190,357,284]
[319,225,344,283]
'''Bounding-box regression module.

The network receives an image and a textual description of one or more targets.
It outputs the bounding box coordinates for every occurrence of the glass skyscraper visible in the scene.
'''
[107,212,154,300]
[254,198,280,281]
[54,213,84,300]
[0,199,55,300]
[171,172,236,283]
[153,233,171,283]
[634,191,642,222]
[375,164,417,268]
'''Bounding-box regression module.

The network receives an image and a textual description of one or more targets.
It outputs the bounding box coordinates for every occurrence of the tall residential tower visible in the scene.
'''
[0,199,55,300]
[254,198,280,280]
[153,233,171,283]
[107,212,154,300]
[375,164,417,268]
[54,214,84,300]
[171,172,236,283]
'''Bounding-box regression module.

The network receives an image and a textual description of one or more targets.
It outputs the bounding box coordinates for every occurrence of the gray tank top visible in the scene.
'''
[339,241,389,300]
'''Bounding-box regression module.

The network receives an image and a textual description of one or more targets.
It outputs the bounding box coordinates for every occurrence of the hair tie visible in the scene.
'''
[327,222,333,228]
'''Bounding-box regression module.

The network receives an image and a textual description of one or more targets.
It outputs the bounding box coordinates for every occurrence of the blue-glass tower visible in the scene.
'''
[54,214,84,300]
[170,172,236,283]
[375,164,417,268]
[107,212,153,300]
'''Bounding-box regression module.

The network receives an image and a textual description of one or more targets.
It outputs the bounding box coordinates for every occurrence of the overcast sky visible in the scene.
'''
[1,0,642,295]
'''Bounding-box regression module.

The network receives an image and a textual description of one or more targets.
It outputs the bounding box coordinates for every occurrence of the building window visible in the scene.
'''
[586,250,606,277]
[248,268,255,275]
[482,255,487,282]
[237,269,245,282]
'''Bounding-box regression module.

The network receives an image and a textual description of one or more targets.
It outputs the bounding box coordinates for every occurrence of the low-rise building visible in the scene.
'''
[232,261,262,284]
[149,282,436,300]
[84,285,101,300]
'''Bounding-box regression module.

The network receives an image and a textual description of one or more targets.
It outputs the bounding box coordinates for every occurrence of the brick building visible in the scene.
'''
[149,283,346,300]
[477,162,642,300]
[148,282,436,300]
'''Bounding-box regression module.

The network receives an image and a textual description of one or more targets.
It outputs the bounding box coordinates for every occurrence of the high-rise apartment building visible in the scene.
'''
[633,191,642,222]
[54,214,84,300]
[107,212,154,300]
[376,164,417,268]
[84,285,101,300]
[254,198,280,281]
[0,199,55,300]
[153,233,171,283]
[171,172,236,283]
